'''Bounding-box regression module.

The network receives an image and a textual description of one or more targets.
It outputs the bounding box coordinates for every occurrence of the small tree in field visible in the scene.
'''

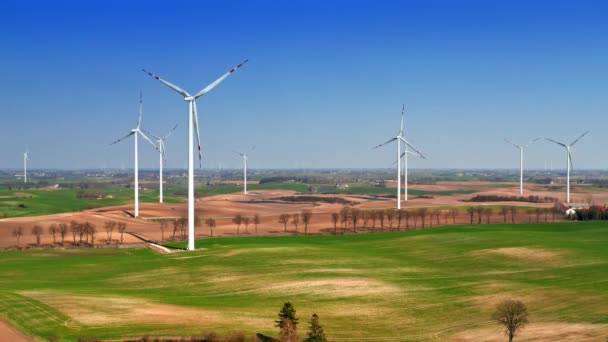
[253,214,261,233]
[279,213,291,232]
[509,206,517,223]
[117,222,127,244]
[301,210,313,235]
[493,299,529,342]
[475,206,484,224]
[232,214,243,235]
[500,207,509,223]
[12,226,23,248]
[340,207,350,230]
[370,210,377,231]
[48,224,58,244]
[291,213,300,232]
[466,207,475,224]
[70,220,79,244]
[32,225,43,245]
[86,222,97,245]
[304,313,327,342]
[330,213,339,234]
[276,302,298,342]
[484,208,494,224]
[243,216,251,233]
[205,218,216,237]
[377,209,385,229]
[351,208,360,233]
[385,209,396,230]
[450,209,458,224]
[418,208,428,228]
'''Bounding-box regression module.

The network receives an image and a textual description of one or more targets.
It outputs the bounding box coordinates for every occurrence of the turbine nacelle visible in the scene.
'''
[184,96,196,102]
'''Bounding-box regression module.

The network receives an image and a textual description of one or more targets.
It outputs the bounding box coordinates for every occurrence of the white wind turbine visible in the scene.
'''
[110,93,157,218]
[545,131,589,204]
[144,125,178,203]
[23,150,29,183]
[234,146,255,195]
[143,60,248,251]
[373,105,425,209]
[504,138,540,195]
[397,149,423,202]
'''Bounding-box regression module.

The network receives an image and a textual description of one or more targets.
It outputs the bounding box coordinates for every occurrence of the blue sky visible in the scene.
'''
[1,0,607,170]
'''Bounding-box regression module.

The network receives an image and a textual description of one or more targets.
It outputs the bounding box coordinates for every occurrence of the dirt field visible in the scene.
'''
[0,320,33,342]
[0,181,603,249]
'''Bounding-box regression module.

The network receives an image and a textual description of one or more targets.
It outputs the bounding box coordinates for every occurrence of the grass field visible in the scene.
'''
[0,222,607,341]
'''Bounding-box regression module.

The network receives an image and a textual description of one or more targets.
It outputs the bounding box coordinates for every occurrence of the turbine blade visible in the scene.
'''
[372,137,397,149]
[399,137,426,159]
[142,69,190,98]
[569,150,574,170]
[160,141,167,161]
[399,104,405,136]
[570,130,589,146]
[192,102,202,167]
[545,137,567,148]
[504,138,520,149]
[137,92,143,129]
[110,131,135,145]
[138,130,159,151]
[248,145,256,153]
[142,129,162,141]
[193,59,249,99]
[162,124,178,140]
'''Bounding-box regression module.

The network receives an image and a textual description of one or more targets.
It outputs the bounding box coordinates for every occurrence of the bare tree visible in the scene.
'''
[370,210,377,231]
[32,225,43,246]
[78,222,86,244]
[351,208,361,233]
[404,210,411,229]
[104,221,116,244]
[70,220,79,244]
[232,214,243,235]
[12,226,23,248]
[205,218,216,237]
[301,210,313,235]
[509,206,517,223]
[396,209,404,230]
[432,209,441,226]
[475,206,484,224]
[243,216,251,233]
[48,224,58,244]
[362,211,370,229]
[385,209,396,230]
[330,213,339,234]
[500,207,509,223]
[484,208,494,224]
[59,223,68,244]
[543,208,549,223]
[159,220,168,241]
[450,209,458,224]
[534,208,542,223]
[340,207,350,231]
[291,213,300,232]
[377,209,385,230]
[412,210,419,229]
[418,208,428,228]
[466,207,475,224]
[86,222,97,246]
[278,213,291,232]
[179,218,188,239]
[253,214,261,233]
[172,219,180,239]
[117,222,127,244]
[493,299,529,342]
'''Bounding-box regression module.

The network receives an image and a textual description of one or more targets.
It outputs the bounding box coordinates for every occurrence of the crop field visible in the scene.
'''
[0,222,607,341]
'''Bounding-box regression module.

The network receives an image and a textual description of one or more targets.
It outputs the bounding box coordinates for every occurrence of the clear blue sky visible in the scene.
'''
[1,0,607,170]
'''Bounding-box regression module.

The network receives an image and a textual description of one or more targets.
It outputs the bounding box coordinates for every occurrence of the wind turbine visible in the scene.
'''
[110,93,157,218]
[397,149,423,202]
[143,60,248,251]
[23,150,29,183]
[145,124,178,203]
[234,146,255,195]
[373,105,425,209]
[545,131,589,203]
[504,138,539,195]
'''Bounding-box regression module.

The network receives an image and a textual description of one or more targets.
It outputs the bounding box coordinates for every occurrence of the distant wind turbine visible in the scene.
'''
[143,60,248,251]
[504,138,539,195]
[234,146,255,195]
[23,150,29,183]
[145,124,178,203]
[545,131,589,203]
[373,105,425,209]
[110,93,157,217]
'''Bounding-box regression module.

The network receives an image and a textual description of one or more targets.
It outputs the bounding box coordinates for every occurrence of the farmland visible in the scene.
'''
[0,222,607,341]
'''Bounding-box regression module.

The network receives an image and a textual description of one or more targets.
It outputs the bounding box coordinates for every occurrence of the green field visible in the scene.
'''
[0,222,607,341]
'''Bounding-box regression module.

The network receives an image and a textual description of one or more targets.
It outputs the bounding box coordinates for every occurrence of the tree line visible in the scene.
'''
[11,220,128,248]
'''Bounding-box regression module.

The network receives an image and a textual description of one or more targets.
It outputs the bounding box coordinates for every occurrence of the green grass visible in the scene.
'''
[1,222,607,341]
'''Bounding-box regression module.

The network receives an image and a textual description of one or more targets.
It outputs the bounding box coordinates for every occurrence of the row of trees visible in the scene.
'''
[466,194,557,203]
[328,207,460,233]
[278,210,313,234]
[232,214,262,235]
[11,220,128,248]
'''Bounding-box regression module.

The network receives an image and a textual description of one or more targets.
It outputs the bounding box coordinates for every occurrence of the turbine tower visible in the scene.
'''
[398,149,423,201]
[373,105,425,209]
[145,125,178,203]
[504,138,539,195]
[23,150,29,183]
[545,131,589,203]
[235,146,255,195]
[143,60,248,251]
[110,93,157,218]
